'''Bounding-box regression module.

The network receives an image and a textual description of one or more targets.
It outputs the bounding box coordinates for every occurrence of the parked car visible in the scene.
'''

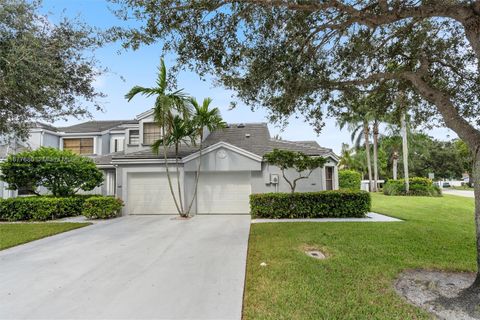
[442,182,451,188]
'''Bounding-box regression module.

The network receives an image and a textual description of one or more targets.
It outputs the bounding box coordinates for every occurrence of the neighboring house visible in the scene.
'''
[0,109,339,215]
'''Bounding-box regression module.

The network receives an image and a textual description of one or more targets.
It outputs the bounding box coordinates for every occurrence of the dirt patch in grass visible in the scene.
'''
[395,269,478,319]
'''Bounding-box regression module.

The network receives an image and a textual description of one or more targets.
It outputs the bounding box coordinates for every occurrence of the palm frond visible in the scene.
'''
[156,59,167,94]
[125,86,158,101]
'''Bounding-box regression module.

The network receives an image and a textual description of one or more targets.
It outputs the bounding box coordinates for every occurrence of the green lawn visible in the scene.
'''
[243,193,476,319]
[0,223,90,250]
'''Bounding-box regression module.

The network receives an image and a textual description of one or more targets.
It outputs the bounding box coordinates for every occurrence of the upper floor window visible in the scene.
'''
[143,123,161,145]
[63,138,94,155]
[129,129,140,145]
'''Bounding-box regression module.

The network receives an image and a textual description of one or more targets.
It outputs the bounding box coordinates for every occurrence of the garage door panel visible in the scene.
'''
[197,172,251,214]
[127,172,178,215]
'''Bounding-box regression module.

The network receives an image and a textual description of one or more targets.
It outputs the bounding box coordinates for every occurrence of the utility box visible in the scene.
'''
[270,174,279,184]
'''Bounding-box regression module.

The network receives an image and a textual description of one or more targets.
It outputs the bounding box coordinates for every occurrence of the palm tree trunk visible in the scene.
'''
[372,119,379,192]
[186,133,203,215]
[175,143,185,215]
[401,112,410,193]
[161,126,182,215]
[393,151,398,180]
[364,121,373,192]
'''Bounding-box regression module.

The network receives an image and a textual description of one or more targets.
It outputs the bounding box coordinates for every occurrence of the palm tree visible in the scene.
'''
[153,115,195,214]
[380,133,402,180]
[372,118,380,191]
[125,59,191,216]
[338,118,374,192]
[338,143,353,169]
[186,98,226,214]
[400,111,410,192]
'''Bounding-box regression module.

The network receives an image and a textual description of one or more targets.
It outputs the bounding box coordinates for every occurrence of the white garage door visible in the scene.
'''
[197,172,251,214]
[127,172,178,215]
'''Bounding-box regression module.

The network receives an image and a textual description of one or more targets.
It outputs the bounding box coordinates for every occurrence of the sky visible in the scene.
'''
[40,0,455,154]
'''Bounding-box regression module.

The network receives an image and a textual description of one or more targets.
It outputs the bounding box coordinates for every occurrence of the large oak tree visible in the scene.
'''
[111,0,480,305]
[0,0,105,140]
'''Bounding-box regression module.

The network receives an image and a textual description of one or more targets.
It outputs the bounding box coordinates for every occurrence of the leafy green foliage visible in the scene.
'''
[0,0,105,139]
[339,170,361,190]
[454,139,474,178]
[250,190,371,219]
[0,147,104,197]
[349,131,467,181]
[0,196,87,221]
[263,149,326,193]
[82,196,124,219]
[109,1,480,136]
[383,177,441,197]
[0,195,122,221]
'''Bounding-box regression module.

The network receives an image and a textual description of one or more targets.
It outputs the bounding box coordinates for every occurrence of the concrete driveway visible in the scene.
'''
[0,215,251,320]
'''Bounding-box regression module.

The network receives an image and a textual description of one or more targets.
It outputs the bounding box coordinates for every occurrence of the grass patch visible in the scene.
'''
[0,222,90,250]
[243,193,476,319]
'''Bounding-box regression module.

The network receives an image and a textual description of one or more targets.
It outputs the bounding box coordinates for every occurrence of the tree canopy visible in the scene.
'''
[0,147,104,197]
[0,0,105,140]
[264,148,326,193]
[110,1,480,141]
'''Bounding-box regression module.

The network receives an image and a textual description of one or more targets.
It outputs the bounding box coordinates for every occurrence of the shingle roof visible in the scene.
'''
[29,122,58,132]
[59,120,138,133]
[110,123,336,161]
[114,145,200,160]
[92,152,124,165]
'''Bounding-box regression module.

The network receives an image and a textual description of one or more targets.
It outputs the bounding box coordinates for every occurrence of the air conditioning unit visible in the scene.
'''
[270,174,279,184]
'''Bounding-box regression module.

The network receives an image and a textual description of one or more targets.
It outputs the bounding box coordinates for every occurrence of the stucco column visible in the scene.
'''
[333,165,339,190]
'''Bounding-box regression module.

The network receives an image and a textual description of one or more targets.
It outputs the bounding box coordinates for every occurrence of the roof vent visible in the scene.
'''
[237,123,245,128]
[245,133,251,138]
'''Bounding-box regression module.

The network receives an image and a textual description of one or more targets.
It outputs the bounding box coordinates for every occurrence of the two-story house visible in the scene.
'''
[0,108,339,215]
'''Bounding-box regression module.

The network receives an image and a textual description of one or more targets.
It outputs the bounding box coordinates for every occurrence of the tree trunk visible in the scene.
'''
[393,151,398,180]
[186,132,203,215]
[372,119,379,192]
[174,143,185,215]
[400,112,410,193]
[364,121,373,192]
[469,149,480,289]
[161,126,182,215]
[281,169,295,193]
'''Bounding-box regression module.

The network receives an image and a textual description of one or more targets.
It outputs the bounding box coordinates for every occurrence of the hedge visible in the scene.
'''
[250,190,371,219]
[0,195,122,221]
[82,196,123,219]
[383,177,442,197]
[339,170,361,190]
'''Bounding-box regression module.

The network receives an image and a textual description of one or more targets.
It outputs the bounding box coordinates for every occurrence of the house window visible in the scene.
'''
[143,123,161,145]
[129,130,140,145]
[325,167,334,190]
[17,184,36,196]
[63,138,94,155]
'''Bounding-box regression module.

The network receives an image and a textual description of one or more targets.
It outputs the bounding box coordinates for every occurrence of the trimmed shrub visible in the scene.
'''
[82,196,123,219]
[383,177,441,197]
[250,190,371,219]
[339,170,361,190]
[0,195,99,221]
